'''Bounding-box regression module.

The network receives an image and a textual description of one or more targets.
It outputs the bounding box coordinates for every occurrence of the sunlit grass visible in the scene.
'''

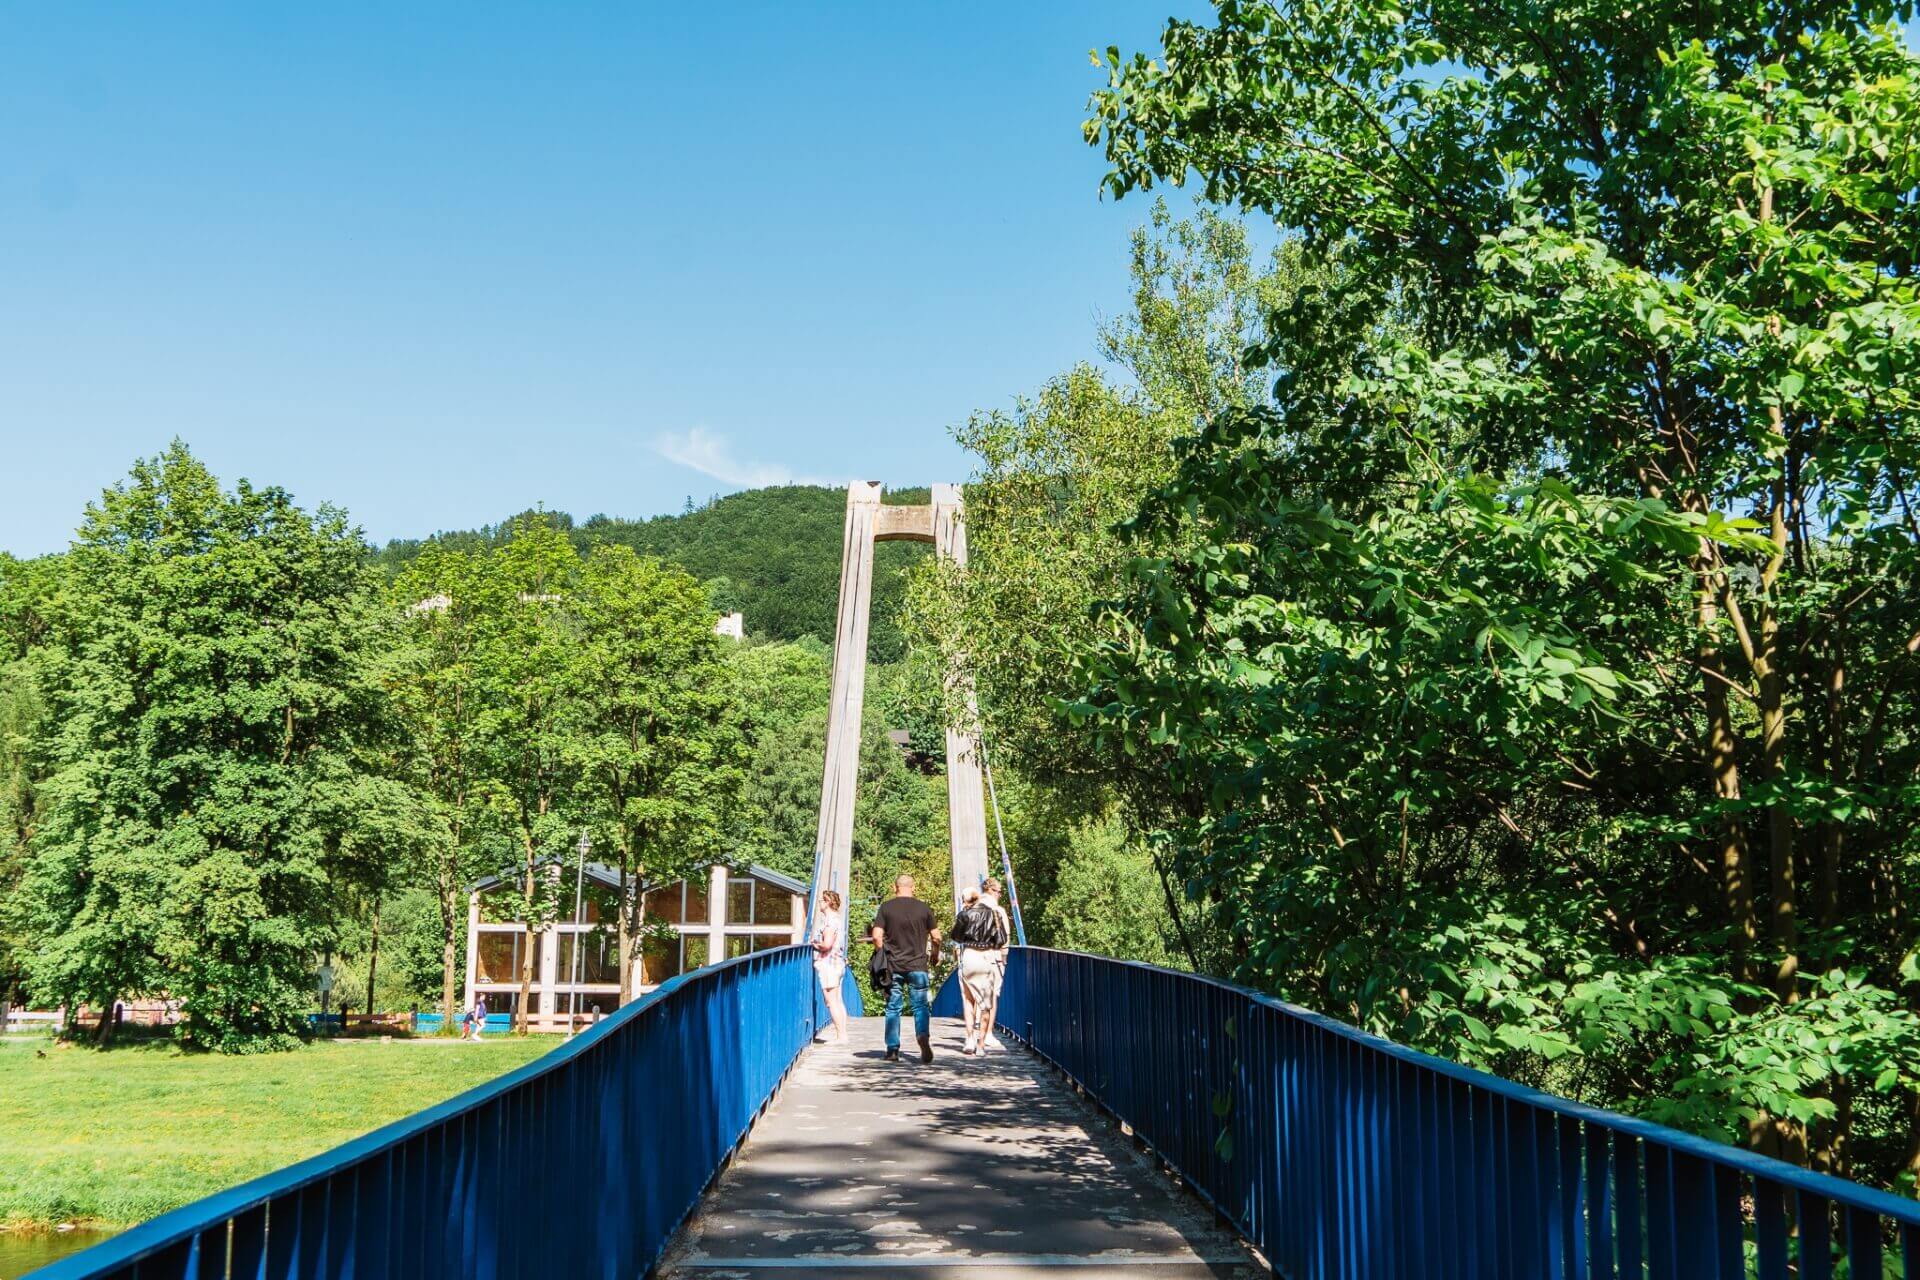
[0,1033,554,1228]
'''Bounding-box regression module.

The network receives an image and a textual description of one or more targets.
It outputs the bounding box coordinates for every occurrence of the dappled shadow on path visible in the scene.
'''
[657,1019,1262,1278]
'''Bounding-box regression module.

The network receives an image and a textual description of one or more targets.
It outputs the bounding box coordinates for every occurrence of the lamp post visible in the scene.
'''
[568,833,589,1039]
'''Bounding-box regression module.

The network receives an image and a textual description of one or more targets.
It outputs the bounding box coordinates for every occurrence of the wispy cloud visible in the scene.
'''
[653,426,842,489]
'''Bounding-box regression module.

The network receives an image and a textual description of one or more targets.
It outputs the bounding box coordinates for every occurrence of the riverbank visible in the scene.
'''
[0,1225,115,1278]
[0,1033,554,1230]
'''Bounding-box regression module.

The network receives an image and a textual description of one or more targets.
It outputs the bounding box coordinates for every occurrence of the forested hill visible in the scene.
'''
[374,484,931,661]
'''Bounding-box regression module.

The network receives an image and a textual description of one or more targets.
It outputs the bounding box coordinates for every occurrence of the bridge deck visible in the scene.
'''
[656,1017,1264,1279]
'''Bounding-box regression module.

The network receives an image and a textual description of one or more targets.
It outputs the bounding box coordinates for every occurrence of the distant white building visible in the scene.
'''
[714,612,745,640]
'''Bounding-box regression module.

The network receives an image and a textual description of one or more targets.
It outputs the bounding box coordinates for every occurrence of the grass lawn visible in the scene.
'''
[0,1033,556,1229]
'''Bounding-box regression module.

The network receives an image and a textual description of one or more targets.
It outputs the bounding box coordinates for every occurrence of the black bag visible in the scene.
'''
[867,946,893,999]
[957,902,1009,950]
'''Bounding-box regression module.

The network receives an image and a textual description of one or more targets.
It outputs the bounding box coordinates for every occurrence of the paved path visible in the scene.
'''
[656,1017,1265,1279]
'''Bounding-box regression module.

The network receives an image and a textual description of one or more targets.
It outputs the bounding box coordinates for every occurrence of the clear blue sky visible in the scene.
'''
[0,2,1215,556]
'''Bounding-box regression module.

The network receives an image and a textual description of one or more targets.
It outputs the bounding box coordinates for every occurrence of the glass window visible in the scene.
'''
[475,930,536,984]
[556,931,620,986]
[685,874,709,922]
[642,932,682,986]
[645,884,684,925]
[727,880,754,925]
[683,933,709,971]
[725,934,753,960]
[477,989,546,1015]
[752,881,794,926]
[751,933,789,953]
[552,987,616,1018]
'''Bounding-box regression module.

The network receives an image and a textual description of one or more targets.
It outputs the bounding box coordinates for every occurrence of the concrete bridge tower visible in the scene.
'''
[810,481,989,918]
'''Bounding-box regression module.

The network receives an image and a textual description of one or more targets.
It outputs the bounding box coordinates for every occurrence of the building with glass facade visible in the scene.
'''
[463,861,808,1030]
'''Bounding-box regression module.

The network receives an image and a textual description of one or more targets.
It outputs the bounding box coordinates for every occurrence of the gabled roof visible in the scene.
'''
[469,861,626,895]
[747,864,808,897]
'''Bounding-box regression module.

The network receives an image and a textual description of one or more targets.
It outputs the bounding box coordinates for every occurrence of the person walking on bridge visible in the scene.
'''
[952,887,982,1044]
[871,874,939,1063]
[954,879,1011,1055]
[810,889,850,1045]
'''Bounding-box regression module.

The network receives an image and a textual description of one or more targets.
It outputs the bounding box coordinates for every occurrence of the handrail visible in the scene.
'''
[33,945,823,1280]
[958,947,1920,1279]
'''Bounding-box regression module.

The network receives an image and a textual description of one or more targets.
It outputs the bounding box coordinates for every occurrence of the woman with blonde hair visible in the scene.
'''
[810,889,850,1044]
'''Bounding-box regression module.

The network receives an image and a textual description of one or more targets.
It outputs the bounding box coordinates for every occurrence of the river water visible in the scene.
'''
[0,1228,117,1277]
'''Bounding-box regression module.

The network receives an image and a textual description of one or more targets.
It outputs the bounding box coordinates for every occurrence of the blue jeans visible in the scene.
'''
[884,969,931,1050]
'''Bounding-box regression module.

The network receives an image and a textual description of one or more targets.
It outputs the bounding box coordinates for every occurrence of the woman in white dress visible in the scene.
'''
[811,889,850,1044]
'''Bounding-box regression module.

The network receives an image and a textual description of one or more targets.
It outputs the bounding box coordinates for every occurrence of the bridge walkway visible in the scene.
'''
[656,1016,1265,1280]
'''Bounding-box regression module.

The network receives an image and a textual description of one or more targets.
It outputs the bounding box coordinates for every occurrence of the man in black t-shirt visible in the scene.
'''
[870,874,940,1063]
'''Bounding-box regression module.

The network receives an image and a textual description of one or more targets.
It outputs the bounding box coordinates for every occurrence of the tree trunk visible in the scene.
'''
[517,834,537,1034]
[1817,647,1843,926]
[1883,851,1906,935]
[1150,844,1203,974]
[618,862,633,1005]
[93,998,117,1047]
[440,925,459,1028]
[1756,485,1796,1001]
[1904,1089,1920,1197]
[1747,1111,1808,1167]
[440,805,466,1024]
[1696,549,1755,980]
[365,898,381,1019]
[1810,1079,1850,1181]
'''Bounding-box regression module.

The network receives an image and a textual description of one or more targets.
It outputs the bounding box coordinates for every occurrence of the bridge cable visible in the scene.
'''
[979,735,1028,947]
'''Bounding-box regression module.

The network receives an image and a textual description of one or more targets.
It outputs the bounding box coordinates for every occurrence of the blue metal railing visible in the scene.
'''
[34,945,825,1280]
[959,948,1920,1280]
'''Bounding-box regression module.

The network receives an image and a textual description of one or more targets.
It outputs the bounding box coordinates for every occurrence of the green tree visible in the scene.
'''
[376,886,462,1009]
[388,544,497,1022]
[570,545,745,1002]
[849,716,946,895]
[724,640,948,893]
[906,205,1306,791]
[473,516,583,1033]
[18,443,394,1050]
[1080,0,1920,1181]
[0,659,46,1007]
[0,554,60,1005]
[903,206,1321,970]
[0,553,59,662]
[727,638,835,877]
[1037,811,1171,966]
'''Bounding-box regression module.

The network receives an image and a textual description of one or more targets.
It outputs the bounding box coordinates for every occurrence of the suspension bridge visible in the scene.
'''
[33,486,1920,1279]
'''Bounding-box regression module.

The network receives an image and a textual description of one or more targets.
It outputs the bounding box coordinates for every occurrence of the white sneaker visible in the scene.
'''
[984,1034,1005,1051]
